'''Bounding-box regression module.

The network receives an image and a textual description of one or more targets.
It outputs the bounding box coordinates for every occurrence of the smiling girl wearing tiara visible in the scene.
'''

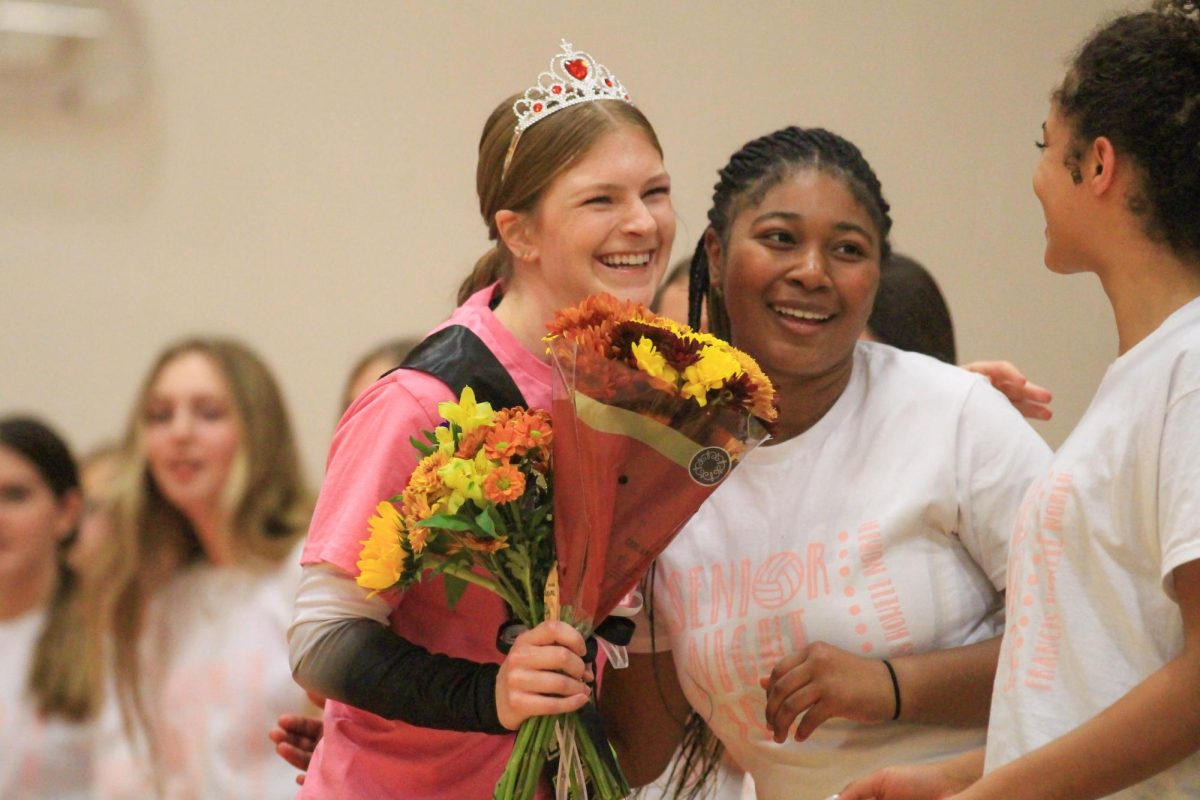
[288,42,676,798]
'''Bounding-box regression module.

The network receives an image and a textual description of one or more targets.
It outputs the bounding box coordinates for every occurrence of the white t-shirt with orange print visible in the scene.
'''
[630,342,1050,800]
[0,608,93,800]
[987,296,1200,798]
[94,540,314,800]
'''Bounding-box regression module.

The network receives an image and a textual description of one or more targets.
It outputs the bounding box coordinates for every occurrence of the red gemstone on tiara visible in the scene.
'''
[605,79,612,87]
[564,59,588,80]
[533,103,543,112]
[552,85,563,94]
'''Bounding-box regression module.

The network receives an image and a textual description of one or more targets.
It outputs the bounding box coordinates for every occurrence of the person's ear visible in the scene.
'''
[1089,136,1117,196]
[703,228,724,291]
[495,210,536,263]
[56,488,83,543]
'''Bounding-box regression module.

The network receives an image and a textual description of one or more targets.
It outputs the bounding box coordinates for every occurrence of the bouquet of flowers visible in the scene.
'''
[544,294,777,630]
[355,294,776,800]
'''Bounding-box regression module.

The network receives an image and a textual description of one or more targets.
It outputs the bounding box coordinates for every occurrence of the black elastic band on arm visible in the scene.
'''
[882,658,901,721]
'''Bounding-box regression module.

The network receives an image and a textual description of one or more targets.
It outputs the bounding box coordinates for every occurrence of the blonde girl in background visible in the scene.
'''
[87,337,315,798]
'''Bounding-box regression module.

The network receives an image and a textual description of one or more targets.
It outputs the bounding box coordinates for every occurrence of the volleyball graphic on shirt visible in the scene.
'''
[752,551,806,610]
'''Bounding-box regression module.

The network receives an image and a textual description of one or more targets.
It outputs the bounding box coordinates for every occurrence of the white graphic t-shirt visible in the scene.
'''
[0,608,93,800]
[987,297,1200,798]
[632,342,1050,800]
[94,541,314,799]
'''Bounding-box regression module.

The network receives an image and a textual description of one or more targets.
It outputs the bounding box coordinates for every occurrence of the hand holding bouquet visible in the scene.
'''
[355,294,776,799]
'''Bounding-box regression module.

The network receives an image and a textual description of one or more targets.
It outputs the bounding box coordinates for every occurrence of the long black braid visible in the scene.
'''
[688,126,894,342]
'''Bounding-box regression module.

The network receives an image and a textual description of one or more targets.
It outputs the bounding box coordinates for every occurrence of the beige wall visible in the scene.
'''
[2,0,1129,480]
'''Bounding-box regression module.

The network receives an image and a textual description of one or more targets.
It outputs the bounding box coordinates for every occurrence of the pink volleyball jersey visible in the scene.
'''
[300,285,553,799]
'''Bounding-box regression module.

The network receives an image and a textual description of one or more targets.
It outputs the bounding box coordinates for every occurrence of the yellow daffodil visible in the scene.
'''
[631,337,679,385]
[681,345,743,406]
[438,386,495,436]
[433,424,457,455]
[437,451,494,514]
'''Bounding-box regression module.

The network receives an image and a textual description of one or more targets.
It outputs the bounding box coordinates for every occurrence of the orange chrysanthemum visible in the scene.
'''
[482,464,526,503]
[545,293,639,337]
[400,487,431,523]
[544,293,663,361]
[491,408,517,427]
[407,451,449,497]
[455,425,490,459]
[515,409,553,453]
[483,423,521,460]
[408,524,431,554]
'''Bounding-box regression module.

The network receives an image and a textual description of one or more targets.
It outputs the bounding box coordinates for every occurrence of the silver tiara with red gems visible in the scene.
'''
[512,40,631,132]
[502,40,632,178]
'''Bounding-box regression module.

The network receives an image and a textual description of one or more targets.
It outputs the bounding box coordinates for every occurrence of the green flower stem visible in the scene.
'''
[517,717,548,799]
[496,710,631,800]
[508,500,525,534]
[429,558,516,605]
[499,504,540,623]
[571,710,630,799]
[497,714,555,800]
[484,554,533,624]
[495,716,539,799]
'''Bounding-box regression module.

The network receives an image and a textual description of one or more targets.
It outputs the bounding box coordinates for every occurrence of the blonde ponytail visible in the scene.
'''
[31,566,99,720]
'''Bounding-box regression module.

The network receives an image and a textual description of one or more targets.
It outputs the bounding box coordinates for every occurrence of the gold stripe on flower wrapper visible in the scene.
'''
[569,392,693,468]
[569,390,765,469]
[544,561,560,623]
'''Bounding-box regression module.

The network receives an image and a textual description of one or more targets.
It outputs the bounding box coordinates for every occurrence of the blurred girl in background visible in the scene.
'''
[0,416,93,799]
[87,337,315,799]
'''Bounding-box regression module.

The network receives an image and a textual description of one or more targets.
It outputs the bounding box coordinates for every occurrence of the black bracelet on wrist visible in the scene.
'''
[882,658,901,721]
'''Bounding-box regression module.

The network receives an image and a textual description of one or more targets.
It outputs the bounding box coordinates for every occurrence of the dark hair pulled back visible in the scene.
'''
[0,417,79,500]
[1055,0,1200,260]
[687,127,893,340]
[0,416,96,720]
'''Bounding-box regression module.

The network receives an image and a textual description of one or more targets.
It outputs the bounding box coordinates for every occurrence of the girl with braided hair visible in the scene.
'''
[601,125,1050,800]
[840,2,1200,798]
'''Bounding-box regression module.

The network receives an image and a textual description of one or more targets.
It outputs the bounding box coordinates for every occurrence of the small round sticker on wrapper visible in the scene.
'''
[689,446,732,486]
